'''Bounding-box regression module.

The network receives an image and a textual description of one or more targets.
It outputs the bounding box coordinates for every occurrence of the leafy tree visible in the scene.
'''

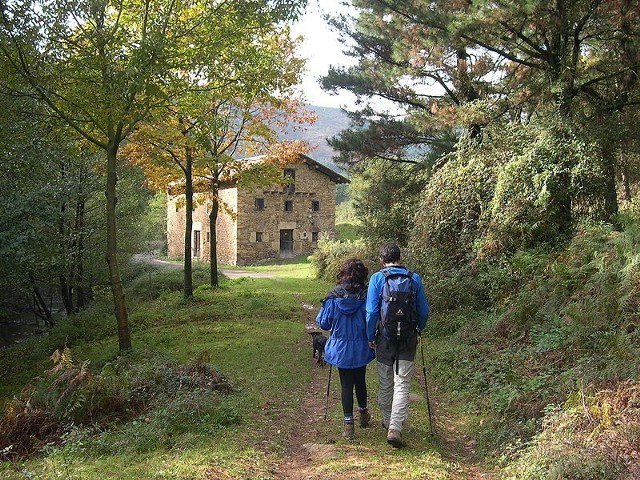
[126,30,313,292]
[347,160,429,247]
[0,96,107,324]
[192,97,313,287]
[0,0,307,348]
[0,91,156,326]
[124,113,201,297]
[324,0,639,244]
[462,0,640,221]
[139,192,168,251]
[0,97,61,325]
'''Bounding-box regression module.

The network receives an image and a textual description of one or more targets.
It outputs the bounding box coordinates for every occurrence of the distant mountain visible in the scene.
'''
[282,105,352,172]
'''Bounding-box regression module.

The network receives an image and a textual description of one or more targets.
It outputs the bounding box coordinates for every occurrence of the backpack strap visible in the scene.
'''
[381,268,414,293]
[381,268,395,302]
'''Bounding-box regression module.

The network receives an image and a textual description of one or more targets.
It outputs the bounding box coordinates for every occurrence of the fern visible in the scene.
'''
[590,330,635,362]
[49,347,75,374]
[47,349,92,421]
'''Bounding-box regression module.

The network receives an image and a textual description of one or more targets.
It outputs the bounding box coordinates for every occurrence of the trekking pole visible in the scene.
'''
[419,335,434,435]
[324,364,333,420]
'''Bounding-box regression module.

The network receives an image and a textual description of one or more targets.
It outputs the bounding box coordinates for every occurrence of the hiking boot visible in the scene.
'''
[343,422,355,440]
[386,429,405,448]
[358,409,371,428]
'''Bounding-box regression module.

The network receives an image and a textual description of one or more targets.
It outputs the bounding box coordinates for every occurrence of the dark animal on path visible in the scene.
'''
[308,331,327,367]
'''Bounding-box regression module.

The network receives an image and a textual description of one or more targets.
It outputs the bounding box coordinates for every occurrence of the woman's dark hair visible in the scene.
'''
[336,258,368,288]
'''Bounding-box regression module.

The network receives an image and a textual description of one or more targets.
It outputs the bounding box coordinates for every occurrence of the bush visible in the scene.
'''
[424,213,640,463]
[308,238,374,283]
[504,381,640,480]
[409,119,613,311]
[480,121,606,255]
[125,263,210,300]
[0,348,233,460]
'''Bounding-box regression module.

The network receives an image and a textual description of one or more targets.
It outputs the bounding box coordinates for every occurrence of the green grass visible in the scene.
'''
[3,213,637,479]
[0,259,483,480]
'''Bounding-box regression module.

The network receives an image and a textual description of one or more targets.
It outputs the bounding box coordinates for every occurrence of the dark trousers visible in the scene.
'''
[338,365,368,417]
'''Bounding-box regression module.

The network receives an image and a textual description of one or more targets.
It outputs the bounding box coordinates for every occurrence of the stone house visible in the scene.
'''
[166,154,349,265]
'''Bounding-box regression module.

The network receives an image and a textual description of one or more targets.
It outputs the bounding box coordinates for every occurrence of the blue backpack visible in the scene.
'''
[379,268,417,344]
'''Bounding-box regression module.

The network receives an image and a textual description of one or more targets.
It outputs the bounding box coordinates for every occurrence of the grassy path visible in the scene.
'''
[265,277,495,480]
[0,258,495,479]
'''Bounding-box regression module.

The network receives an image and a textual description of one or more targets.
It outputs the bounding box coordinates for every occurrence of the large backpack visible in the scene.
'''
[379,268,417,345]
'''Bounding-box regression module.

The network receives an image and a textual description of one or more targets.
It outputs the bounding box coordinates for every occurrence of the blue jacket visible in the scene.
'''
[315,284,375,369]
[365,265,429,342]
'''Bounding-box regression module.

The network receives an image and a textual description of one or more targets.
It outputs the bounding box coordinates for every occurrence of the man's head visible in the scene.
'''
[379,242,401,264]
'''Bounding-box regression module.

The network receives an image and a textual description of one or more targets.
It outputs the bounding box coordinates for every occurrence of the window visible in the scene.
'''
[283,168,295,194]
[311,200,320,212]
[312,231,319,242]
[206,232,210,242]
[255,232,263,242]
[255,198,265,210]
[193,230,201,257]
[284,200,293,212]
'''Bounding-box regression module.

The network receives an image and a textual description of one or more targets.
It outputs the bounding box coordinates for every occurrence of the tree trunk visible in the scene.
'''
[209,183,219,288]
[550,125,573,238]
[105,142,131,351]
[29,271,54,327]
[74,198,86,311]
[59,273,73,315]
[613,0,636,207]
[58,187,74,315]
[554,170,573,237]
[454,46,482,140]
[183,147,194,298]
[621,160,632,202]
[602,145,620,224]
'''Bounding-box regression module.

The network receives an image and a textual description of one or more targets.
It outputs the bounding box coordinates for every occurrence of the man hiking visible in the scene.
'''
[366,242,429,448]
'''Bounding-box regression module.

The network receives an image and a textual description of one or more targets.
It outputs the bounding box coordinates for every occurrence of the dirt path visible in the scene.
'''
[273,366,336,479]
[132,254,275,278]
[271,299,338,479]
[269,299,496,480]
[134,256,495,478]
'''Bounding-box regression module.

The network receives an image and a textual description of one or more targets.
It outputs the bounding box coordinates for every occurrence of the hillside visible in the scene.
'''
[283,104,352,172]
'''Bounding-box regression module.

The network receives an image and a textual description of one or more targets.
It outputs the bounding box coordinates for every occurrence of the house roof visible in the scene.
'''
[167,153,349,195]
[228,153,349,184]
[297,153,350,184]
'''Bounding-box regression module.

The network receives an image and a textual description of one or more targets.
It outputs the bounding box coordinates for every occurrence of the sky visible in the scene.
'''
[290,0,358,109]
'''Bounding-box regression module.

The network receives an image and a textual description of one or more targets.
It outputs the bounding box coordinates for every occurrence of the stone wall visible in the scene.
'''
[166,194,184,258]
[236,160,337,265]
[166,190,238,265]
[214,187,238,265]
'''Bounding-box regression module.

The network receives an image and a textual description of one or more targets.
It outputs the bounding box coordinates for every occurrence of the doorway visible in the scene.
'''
[279,229,293,256]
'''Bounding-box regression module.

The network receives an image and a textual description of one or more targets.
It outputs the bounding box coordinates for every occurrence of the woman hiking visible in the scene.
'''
[316,258,375,440]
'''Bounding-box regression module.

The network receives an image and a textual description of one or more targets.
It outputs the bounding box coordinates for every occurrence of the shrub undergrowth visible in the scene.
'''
[0,347,232,459]
[424,215,640,478]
